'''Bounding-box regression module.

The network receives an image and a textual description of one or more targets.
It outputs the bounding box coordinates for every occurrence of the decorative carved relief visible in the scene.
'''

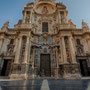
[42,6,48,14]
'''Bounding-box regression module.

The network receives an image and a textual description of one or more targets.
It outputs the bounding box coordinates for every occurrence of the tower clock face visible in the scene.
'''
[34,4,56,15]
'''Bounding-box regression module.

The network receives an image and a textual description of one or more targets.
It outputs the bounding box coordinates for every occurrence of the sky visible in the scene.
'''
[0,0,90,29]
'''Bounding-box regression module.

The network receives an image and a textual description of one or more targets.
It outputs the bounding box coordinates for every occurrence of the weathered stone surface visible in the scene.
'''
[0,0,90,79]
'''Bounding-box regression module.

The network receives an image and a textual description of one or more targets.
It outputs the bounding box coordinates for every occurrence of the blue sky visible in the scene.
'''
[0,0,90,28]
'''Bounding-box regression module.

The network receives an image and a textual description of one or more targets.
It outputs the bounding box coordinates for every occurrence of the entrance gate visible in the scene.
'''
[0,59,12,76]
[79,59,89,76]
[40,54,51,77]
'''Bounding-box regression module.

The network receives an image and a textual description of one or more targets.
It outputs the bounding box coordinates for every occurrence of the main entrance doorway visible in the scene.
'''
[0,59,12,76]
[79,60,89,76]
[40,54,51,77]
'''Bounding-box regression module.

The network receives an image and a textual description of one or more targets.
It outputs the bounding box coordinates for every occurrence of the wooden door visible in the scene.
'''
[40,54,51,76]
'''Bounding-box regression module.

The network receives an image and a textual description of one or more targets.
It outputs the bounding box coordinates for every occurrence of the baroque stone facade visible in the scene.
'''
[0,0,90,79]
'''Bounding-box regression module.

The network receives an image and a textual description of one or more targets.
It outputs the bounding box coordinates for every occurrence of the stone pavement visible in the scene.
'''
[0,79,90,90]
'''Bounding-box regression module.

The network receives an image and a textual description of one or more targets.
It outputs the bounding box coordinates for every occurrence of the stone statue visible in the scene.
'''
[82,20,89,31]
[25,16,30,23]
[32,23,37,33]
[53,23,59,33]
[7,45,14,56]
[42,6,48,14]
[1,21,9,31]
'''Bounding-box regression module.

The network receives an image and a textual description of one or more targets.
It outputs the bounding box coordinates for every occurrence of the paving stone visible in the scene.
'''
[0,79,90,90]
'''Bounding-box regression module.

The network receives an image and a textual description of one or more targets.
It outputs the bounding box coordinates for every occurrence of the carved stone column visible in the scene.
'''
[14,36,22,64]
[0,39,3,54]
[32,48,35,78]
[23,36,30,64]
[60,38,63,64]
[30,11,32,23]
[23,11,26,23]
[87,39,90,52]
[58,11,61,24]
[55,47,59,77]
[61,36,67,63]
[68,36,76,63]
[64,11,68,23]
[13,38,18,54]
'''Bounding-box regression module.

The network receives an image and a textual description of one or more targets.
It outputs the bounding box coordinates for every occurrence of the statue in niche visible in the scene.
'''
[82,20,89,31]
[32,23,37,33]
[53,23,59,33]
[43,37,47,45]
[7,45,14,56]
[61,14,65,23]
[42,6,48,14]
[25,15,30,23]
[77,47,84,56]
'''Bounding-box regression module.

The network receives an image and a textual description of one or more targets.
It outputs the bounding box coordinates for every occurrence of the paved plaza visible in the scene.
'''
[0,79,90,90]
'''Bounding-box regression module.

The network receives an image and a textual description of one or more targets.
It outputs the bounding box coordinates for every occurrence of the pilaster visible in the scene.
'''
[14,36,22,64]
[58,11,61,24]
[23,36,30,64]
[23,11,26,23]
[68,36,76,63]
[55,47,59,77]
[0,39,3,54]
[13,38,18,55]
[61,36,68,64]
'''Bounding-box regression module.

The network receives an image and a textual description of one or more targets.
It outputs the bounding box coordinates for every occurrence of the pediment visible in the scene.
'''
[34,3,56,15]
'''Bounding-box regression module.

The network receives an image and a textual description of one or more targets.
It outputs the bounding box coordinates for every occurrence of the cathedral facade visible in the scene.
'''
[0,0,90,79]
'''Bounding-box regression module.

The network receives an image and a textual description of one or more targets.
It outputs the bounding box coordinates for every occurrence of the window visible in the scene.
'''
[76,39,80,45]
[42,22,48,32]
[26,11,30,15]
[10,39,14,44]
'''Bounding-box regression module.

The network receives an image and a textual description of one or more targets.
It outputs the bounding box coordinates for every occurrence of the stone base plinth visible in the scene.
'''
[63,73,81,79]
[63,64,81,79]
[10,74,28,79]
